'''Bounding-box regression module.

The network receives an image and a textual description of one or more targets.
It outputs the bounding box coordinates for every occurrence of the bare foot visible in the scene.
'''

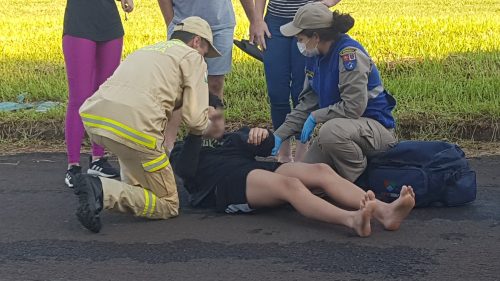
[380,185,416,231]
[351,192,375,237]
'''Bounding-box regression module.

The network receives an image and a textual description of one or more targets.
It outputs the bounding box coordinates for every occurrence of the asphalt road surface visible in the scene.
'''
[0,153,499,281]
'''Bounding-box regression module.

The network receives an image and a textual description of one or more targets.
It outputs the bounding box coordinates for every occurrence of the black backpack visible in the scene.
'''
[357,141,477,207]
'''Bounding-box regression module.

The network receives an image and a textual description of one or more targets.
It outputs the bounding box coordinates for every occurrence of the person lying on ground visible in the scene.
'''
[170,95,415,237]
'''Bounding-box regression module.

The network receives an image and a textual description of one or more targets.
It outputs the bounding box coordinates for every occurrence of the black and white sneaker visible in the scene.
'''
[65,165,82,188]
[87,157,120,178]
[74,174,104,233]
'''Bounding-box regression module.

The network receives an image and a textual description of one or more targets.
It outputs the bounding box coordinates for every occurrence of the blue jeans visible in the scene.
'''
[264,14,306,131]
[168,25,235,76]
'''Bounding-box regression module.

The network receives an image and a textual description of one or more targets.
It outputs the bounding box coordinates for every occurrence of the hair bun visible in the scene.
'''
[332,11,355,33]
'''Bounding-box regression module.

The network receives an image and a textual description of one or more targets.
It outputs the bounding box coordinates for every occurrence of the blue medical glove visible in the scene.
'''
[300,114,317,143]
[271,135,283,156]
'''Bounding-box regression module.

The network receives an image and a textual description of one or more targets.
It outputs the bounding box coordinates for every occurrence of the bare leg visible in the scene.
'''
[294,141,309,162]
[276,163,365,207]
[208,75,225,99]
[278,139,292,163]
[275,162,416,231]
[246,169,375,237]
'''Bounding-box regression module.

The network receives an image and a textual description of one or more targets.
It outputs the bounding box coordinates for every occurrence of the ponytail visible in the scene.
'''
[299,11,355,42]
[331,11,355,34]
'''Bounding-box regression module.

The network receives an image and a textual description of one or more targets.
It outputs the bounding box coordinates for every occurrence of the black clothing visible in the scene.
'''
[170,128,280,211]
[63,0,124,42]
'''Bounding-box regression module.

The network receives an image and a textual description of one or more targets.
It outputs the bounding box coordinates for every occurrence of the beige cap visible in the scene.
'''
[173,16,221,58]
[280,2,334,37]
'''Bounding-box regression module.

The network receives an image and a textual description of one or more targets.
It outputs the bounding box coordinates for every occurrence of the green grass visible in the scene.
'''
[0,0,499,140]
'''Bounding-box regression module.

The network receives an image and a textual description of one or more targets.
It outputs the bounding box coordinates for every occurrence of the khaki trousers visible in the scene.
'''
[91,135,179,219]
[303,117,397,182]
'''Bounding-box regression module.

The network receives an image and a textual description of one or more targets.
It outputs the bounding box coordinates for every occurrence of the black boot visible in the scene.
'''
[74,174,104,233]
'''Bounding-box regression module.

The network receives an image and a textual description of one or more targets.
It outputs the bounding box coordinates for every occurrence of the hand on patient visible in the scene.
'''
[248,128,269,146]
[300,113,317,143]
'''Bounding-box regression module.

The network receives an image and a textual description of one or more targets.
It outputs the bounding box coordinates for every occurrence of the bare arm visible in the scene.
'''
[157,0,174,27]
[250,0,271,49]
[239,0,256,24]
[254,0,266,20]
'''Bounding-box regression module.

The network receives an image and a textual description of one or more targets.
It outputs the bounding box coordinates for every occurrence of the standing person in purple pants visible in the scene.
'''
[62,0,133,187]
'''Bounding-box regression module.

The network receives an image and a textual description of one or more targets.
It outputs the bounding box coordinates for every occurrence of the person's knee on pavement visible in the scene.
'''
[157,197,179,219]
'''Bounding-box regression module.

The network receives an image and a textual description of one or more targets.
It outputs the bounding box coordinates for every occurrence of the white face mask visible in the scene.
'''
[297,39,320,57]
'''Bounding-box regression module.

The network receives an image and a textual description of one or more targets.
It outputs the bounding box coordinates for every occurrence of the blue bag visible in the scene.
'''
[357,141,477,207]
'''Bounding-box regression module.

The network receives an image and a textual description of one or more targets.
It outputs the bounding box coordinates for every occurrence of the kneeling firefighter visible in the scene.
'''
[75,17,220,233]
[273,3,397,182]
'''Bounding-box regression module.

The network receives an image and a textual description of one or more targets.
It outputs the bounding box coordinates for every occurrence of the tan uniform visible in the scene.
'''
[275,47,396,182]
[79,39,209,219]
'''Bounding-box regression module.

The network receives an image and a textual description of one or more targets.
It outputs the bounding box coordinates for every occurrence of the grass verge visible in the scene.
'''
[0,0,499,143]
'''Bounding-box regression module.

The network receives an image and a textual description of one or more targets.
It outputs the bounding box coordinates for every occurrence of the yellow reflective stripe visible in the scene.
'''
[142,153,170,172]
[83,122,154,149]
[141,189,156,217]
[149,159,170,172]
[142,189,150,217]
[149,193,157,217]
[142,154,166,168]
[81,113,156,149]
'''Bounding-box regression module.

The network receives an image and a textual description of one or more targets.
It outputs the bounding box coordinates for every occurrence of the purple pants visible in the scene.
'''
[62,35,123,164]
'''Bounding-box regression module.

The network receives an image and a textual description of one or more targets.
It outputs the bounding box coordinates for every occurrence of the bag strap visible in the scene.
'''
[369,159,424,168]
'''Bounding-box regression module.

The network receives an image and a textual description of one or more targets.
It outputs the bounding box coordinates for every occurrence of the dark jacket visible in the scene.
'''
[170,127,276,207]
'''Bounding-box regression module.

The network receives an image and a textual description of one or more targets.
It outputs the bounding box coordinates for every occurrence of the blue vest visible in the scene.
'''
[305,34,396,128]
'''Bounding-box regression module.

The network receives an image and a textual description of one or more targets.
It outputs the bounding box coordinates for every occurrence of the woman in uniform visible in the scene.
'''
[274,2,397,182]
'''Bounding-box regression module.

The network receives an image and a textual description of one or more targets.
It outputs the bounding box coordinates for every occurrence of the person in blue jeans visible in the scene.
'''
[251,0,341,162]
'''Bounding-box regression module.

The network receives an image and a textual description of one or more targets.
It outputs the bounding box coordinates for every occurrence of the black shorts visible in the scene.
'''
[215,162,281,213]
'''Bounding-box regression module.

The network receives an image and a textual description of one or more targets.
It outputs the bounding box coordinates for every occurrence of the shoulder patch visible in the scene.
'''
[339,47,357,56]
[340,48,357,71]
